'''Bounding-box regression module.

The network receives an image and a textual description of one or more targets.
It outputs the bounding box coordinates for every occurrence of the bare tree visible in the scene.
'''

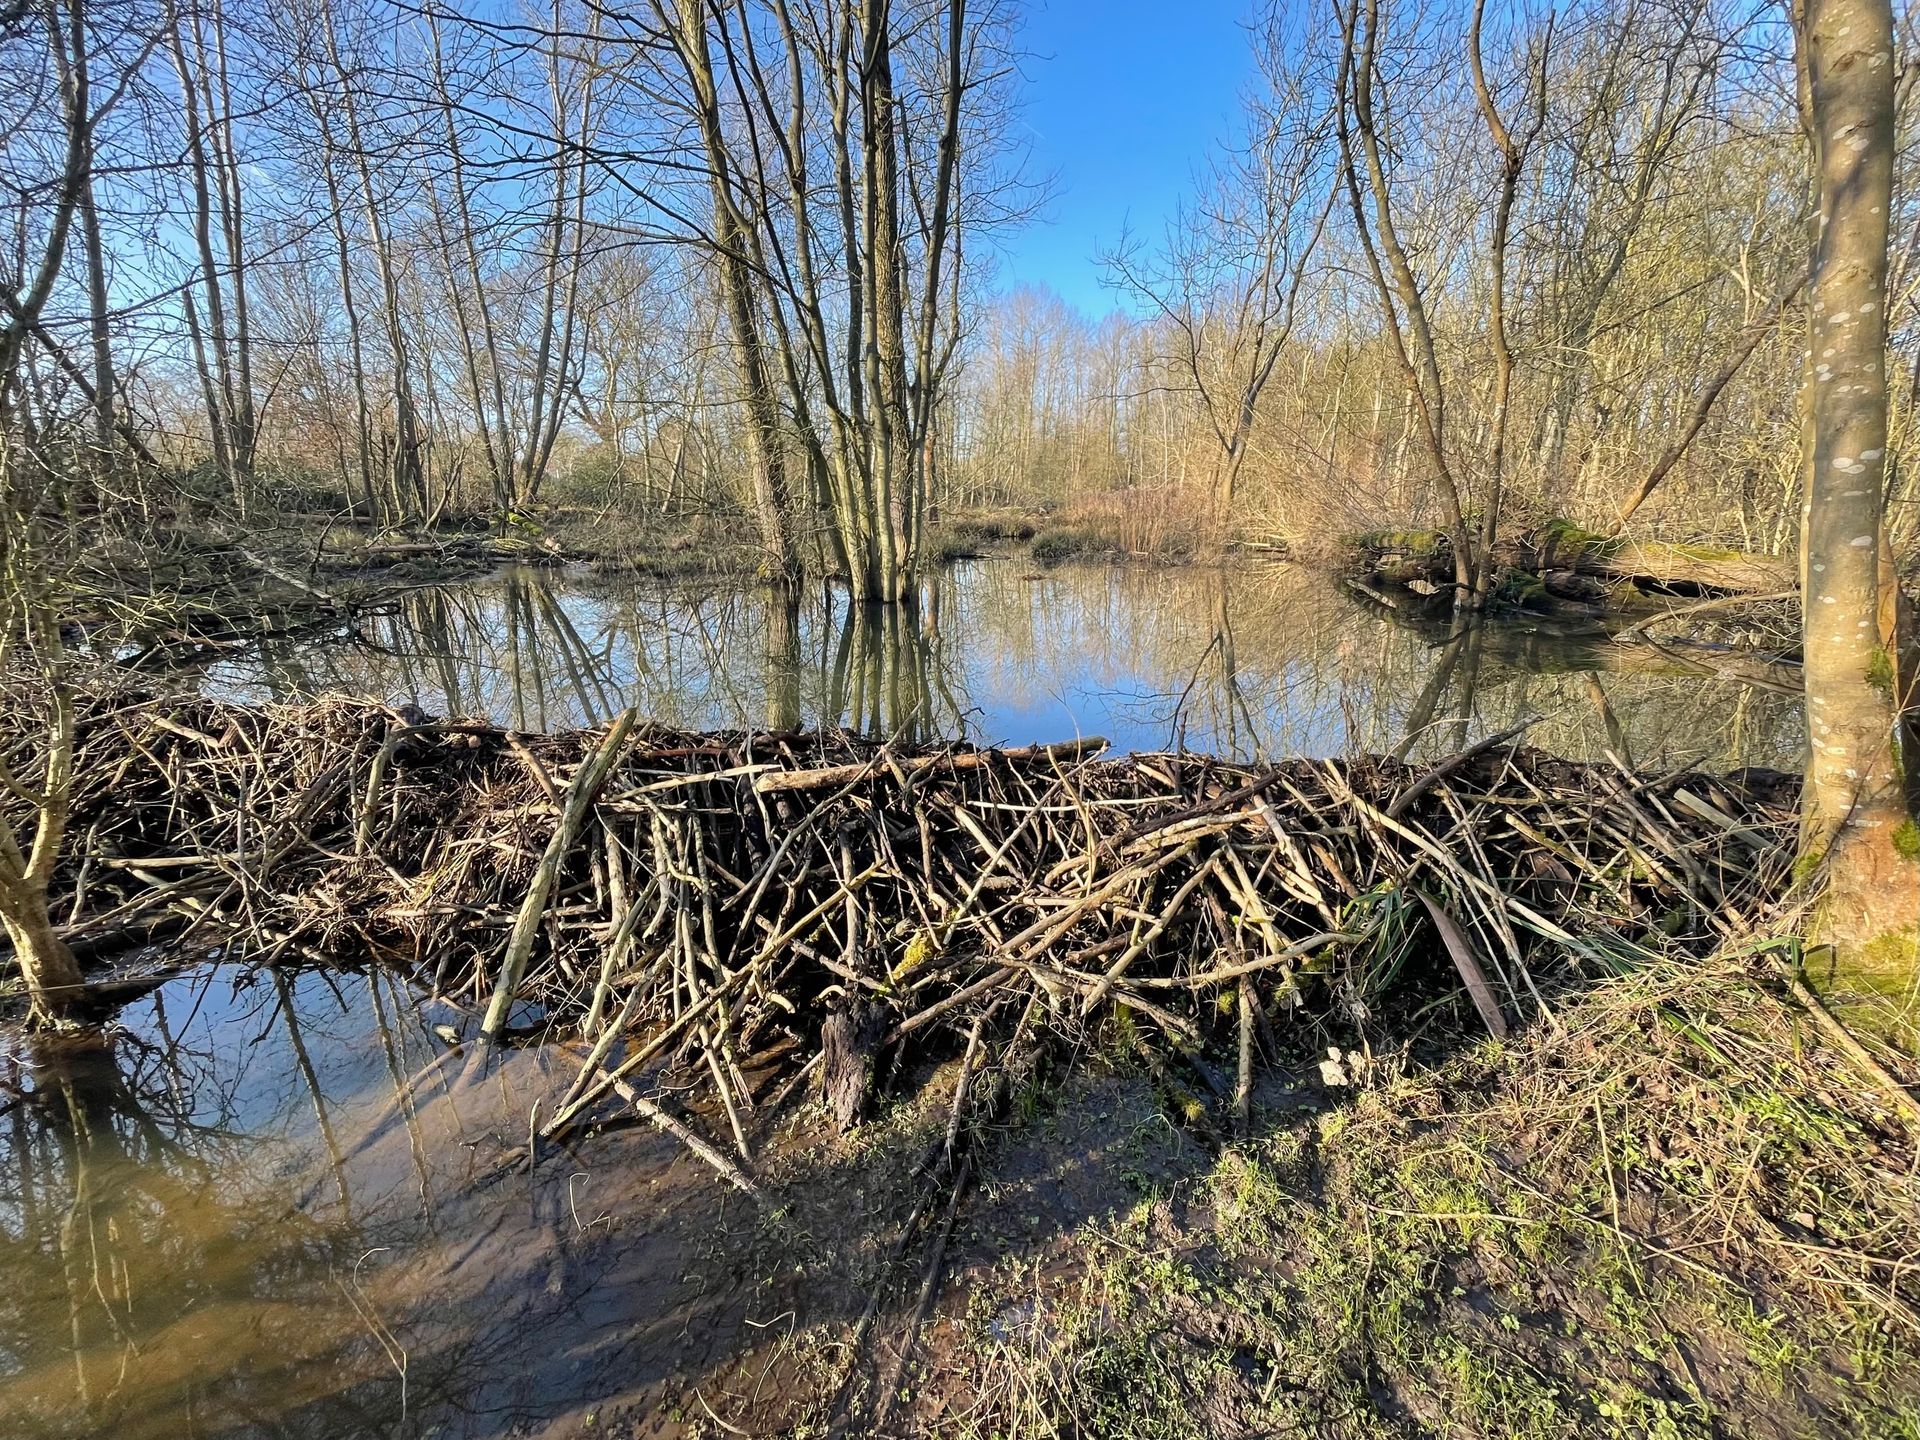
[1464,0,1550,603]
[634,0,1007,599]
[1334,0,1475,598]
[1104,1,1337,523]
[655,0,800,582]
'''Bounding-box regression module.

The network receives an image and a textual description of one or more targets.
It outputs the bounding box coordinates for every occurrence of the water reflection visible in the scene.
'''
[209,561,1804,769]
[0,965,824,1438]
[0,976,407,1437]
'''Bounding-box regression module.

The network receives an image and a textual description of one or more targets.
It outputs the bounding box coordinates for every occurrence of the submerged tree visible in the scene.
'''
[633,0,1014,601]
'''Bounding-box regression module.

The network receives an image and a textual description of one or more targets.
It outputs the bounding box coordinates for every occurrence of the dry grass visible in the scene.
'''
[1035,486,1208,562]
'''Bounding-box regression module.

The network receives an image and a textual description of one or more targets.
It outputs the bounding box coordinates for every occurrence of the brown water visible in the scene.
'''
[207,558,1803,770]
[0,967,806,1439]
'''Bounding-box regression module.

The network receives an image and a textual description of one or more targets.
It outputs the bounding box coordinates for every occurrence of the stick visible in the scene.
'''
[754,736,1106,794]
[482,711,637,1040]
[1415,889,1510,1039]
[592,1062,769,1206]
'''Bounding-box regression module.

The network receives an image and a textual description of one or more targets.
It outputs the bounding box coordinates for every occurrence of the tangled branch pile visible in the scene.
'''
[21,694,1798,1183]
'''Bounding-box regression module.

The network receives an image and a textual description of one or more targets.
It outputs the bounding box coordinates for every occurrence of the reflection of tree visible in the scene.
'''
[1391,613,1485,759]
[205,561,1803,769]
[765,584,803,732]
[0,1029,399,1440]
[825,590,964,743]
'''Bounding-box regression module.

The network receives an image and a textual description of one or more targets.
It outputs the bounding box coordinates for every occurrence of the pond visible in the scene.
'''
[206,558,1803,771]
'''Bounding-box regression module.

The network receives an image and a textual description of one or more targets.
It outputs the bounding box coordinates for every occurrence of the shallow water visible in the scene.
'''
[207,558,1803,770]
[0,967,786,1439]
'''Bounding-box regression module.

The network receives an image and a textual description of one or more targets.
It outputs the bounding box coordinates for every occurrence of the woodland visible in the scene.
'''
[1,0,1918,1435]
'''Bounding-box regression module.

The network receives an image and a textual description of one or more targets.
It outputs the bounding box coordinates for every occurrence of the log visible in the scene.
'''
[481,710,638,1039]
[1360,531,1798,598]
[754,736,1107,793]
[1579,540,1795,596]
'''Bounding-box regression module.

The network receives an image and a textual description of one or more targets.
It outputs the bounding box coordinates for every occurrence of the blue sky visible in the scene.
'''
[995,0,1256,317]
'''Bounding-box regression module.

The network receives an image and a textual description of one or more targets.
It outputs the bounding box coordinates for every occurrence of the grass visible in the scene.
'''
[933,509,1040,550]
[921,953,1920,1439]
[1029,525,1119,564]
[1020,487,1207,563]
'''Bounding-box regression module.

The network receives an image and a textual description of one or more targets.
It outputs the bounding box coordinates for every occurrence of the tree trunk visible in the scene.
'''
[3,907,84,1026]
[1336,0,1473,600]
[0,671,82,1025]
[668,0,799,585]
[1795,0,1920,975]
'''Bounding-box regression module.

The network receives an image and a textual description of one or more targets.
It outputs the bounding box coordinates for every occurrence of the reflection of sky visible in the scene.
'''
[119,969,418,1142]
[0,961,633,1438]
[203,560,1805,770]
[0,967,450,1437]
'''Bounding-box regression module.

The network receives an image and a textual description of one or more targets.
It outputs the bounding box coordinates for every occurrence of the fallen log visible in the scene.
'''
[1571,539,1796,596]
[1355,529,1798,599]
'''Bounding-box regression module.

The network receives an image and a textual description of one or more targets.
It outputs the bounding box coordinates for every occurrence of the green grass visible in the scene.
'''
[928,956,1920,1440]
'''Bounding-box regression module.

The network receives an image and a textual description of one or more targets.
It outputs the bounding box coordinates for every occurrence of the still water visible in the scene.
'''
[0,559,1804,1438]
[0,967,792,1438]
[208,558,1803,770]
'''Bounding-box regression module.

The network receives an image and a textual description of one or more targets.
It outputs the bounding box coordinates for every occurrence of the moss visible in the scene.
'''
[1496,567,1552,610]
[1354,528,1450,557]
[1660,541,1744,563]
[1894,819,1920,862]
[1539,517,1623,562]
[1866,647,1895,696]
[1855,929,1919,988]
[1791,848,1824,888]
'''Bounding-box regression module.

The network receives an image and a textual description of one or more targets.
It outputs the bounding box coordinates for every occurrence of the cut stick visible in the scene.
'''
[754,736,1106,793]
[482,710,638,1040]
[594,1062,769,1206]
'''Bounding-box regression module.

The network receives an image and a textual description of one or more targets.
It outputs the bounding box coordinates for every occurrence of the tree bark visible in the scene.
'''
[1795,0,1919,975]
[664,0,799,585]
[0,672,82,1025]
[2,908,84,1026]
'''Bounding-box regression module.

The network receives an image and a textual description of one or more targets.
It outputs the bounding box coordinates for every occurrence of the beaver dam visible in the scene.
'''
[12,691,1920,1439]
[43,694,1799,1170]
